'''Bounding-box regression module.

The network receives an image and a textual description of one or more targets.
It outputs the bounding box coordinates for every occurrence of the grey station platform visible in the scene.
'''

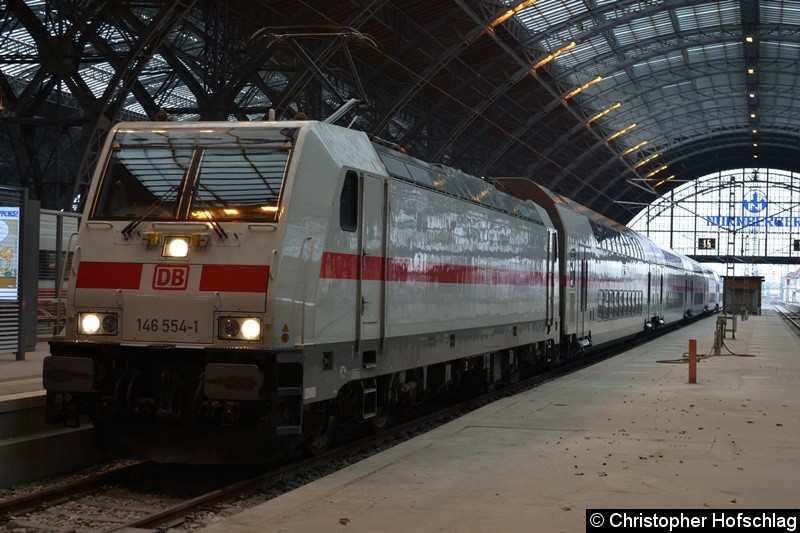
[0,341,49,407]
[199,309,800,533]
[1,341,114,491]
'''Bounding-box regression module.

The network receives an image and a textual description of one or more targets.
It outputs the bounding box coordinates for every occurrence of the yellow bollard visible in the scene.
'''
[688,339,697,384]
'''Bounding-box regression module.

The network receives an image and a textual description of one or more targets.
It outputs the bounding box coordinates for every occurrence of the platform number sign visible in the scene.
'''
[698,237,716,250]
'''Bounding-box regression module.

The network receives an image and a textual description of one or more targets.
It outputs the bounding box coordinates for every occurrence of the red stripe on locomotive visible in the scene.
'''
[198,265,269,293]
[76,262,143,289]
[321,252,545,286]
[319,252,360,280]
[75,262,269,293]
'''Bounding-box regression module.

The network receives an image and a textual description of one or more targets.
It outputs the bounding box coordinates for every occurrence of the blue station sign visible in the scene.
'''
[705,189,800,227]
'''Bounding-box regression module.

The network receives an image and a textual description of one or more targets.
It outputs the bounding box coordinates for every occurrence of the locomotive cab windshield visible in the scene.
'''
[92,126,296,224]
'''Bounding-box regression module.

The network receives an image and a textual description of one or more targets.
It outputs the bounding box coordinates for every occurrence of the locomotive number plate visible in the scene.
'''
[121,295,210,343]
[135,318,199,334]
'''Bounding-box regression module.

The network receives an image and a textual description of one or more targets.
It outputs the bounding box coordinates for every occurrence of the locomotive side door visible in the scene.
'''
[356,173,387,362]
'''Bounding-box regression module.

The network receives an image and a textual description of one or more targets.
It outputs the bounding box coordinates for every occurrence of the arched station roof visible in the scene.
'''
[1,0,799,223]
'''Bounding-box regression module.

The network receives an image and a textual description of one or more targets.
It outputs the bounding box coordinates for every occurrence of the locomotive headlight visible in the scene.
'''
[79,313,101,334]
[240,318,261,340]
[218,317,262,341]
[163,236,190,258]
[78,312,119,335]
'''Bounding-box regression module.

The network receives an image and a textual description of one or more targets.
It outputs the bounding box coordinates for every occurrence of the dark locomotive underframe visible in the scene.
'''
[46,327,564,462]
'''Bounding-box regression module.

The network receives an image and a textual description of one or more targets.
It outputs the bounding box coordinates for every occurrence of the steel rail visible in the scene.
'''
[0,461,144,516]
[774,303,800,336]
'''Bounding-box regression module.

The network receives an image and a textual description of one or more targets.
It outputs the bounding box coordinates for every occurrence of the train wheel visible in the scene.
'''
[307,414,336,456]
[368,410,390,434]
[368,377,397,434]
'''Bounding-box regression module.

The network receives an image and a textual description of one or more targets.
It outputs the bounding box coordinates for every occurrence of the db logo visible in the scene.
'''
[153,264,190,290]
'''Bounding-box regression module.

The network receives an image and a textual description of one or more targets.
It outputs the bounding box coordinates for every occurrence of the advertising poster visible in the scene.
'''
[0,207,19,300]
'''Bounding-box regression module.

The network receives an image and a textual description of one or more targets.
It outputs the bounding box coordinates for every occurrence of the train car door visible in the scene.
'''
[656,267,665,319]
[568,245,589,341]
[577,245,589,339]
[545,231,557,333]
[356,174,387,363]
[647,268,653,320]
[682,274,687,314]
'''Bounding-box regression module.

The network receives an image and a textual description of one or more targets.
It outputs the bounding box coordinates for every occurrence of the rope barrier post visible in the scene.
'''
[688,339,697,384]
[714,315,724,356]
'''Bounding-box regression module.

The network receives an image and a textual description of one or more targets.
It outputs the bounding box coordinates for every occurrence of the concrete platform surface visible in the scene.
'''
[0,342,111,489]
[203,311,800,533]
[0,342,48,402]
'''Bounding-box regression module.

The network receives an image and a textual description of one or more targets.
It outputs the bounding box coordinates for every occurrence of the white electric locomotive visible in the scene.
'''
[43,119,718,463]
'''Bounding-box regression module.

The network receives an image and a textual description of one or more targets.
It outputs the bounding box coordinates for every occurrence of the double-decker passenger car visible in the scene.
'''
[494,178,720,352]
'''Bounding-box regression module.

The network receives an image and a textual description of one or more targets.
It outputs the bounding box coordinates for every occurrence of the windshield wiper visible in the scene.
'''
[121,186,178,239]
[192,194,229,240]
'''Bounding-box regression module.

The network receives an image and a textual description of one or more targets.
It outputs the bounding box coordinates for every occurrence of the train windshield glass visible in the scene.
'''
[92,127,295,222]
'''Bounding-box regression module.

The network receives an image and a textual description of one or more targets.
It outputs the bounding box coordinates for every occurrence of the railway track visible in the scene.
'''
[0,315,709,532]
[774,302,800,336]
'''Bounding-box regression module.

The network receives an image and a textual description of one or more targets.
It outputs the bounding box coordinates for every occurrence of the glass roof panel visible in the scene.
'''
[762,40,800,61]
[685,1,740,28]
[652,79,692,99]
[762,2,800,25]
[515,0,588,35]
[510,0,792,167]
[540,31,581,55]
[630,52,682,78]
[559,36,611,71]
[624,10,675,42]
[686,41,740,65]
